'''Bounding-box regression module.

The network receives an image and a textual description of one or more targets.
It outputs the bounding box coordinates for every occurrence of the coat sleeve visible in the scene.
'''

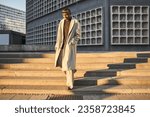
[71,20,81,45]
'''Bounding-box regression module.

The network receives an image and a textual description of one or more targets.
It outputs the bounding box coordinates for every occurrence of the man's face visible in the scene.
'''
[62,12,71,20]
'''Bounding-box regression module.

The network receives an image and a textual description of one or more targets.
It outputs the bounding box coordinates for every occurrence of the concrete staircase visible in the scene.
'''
[0,52,150,98]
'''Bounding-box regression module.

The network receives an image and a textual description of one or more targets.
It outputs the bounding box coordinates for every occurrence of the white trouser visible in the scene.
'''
[66,70,74,89]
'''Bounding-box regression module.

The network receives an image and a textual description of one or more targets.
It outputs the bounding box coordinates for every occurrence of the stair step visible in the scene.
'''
[0,63,108,70]
[84,69,117,77]
[0,77,66,86]
[0,85,75,95]
[84,69,150,77]
[1,85,150,95]
[137,53,150,58]
[2,76,150,86]
[75,85,150,94]
[0,53,47,58]
[0,76,81,80]
[108,63,136,69]
[0,76,96,86]
[136,63,150,69]
[1,69,149,77]
[0,52,139,58]
[76,52,138,57]
[108,63,150,70]
[0,76,81,84]
[124,58,149,63]
[0,58,126,64]
[97,76,150,85]
[117,70,150,77]
[0,69,86,77]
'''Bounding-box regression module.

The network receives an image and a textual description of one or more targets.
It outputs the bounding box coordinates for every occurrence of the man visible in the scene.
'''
[54,8,81,90]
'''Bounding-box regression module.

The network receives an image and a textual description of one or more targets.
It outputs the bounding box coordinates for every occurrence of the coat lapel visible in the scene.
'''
[61,19,65,39]
[68,19,75,36]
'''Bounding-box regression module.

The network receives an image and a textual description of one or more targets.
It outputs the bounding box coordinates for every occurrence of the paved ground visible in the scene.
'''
[0,93,150,100]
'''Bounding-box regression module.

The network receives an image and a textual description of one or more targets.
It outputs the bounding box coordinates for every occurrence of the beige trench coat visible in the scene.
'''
[54,18,81,72]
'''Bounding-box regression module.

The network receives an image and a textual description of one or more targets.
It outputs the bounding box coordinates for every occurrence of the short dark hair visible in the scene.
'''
[62,7,71,14]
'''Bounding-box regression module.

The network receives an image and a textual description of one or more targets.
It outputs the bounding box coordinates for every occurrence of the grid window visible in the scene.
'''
[27,0,82,22]
[75,7,103,46]
[111,5,149,45]
[26,20,58,45]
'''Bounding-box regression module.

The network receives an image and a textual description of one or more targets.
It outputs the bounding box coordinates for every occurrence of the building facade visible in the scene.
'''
[0,30,25,45]
[0,4,26,34]
[26,0,150,51]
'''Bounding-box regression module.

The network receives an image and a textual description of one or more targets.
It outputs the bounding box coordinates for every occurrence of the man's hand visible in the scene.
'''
[71,37,79,45]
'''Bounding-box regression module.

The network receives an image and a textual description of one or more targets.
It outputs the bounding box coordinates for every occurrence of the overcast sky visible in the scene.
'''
[0,0,26,11]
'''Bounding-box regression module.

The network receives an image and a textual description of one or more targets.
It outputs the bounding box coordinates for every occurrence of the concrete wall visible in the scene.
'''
[0,45,53,52]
